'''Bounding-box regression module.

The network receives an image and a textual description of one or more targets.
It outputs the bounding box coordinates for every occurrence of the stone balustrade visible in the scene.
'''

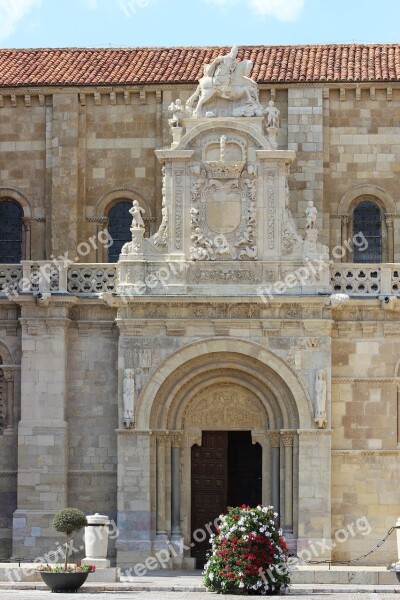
[3,261,400,297]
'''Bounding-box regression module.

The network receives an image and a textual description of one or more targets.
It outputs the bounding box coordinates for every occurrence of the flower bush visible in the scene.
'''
[36,563,95,573]
[203,505,290,595]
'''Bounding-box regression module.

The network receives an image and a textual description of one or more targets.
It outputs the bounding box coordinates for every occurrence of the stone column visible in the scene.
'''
[12,297,77,559]
[268,431,280,515]
[21,218,32,261]
[385,215,394,263]
[281,432,294,533]
[170,433,183,540]
[340,215,349,261]
[297,429,332,559]
[156,433,168,538]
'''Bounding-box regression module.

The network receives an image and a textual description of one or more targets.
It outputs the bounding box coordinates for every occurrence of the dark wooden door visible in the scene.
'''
[227,431,262,508]
[191,431,227,561]
[191,430,263,565]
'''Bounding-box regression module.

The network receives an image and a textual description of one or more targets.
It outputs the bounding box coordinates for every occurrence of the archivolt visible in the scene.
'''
[135,338,313,430]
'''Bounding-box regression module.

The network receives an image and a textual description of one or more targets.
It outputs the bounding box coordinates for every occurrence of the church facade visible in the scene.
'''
[0,44,399,568]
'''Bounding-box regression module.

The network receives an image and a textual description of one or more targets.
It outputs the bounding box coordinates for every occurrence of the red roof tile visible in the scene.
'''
[1,44,400,87]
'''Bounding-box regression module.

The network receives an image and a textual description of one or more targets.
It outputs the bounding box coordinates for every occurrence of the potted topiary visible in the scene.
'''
[37,508,95,593]
[203,505,290,595]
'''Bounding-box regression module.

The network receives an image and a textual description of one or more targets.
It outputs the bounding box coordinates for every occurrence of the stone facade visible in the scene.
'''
[0,46,399,568]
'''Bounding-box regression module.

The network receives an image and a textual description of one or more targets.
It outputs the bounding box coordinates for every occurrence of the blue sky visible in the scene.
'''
[0,0,399,49]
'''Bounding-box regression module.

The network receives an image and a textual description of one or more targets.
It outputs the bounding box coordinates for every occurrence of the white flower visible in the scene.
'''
[209,573,214,581]
[239,581,245,588]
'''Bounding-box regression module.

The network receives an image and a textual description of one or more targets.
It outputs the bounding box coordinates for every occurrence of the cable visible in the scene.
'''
[292,525,398,566]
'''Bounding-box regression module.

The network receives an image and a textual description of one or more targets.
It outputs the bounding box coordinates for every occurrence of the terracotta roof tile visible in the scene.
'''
[1,44,400,88]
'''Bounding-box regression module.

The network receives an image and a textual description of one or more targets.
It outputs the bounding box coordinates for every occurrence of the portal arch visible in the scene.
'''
[136,337,313,430]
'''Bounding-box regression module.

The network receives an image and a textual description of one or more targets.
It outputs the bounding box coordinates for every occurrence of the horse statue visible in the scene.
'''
[186,46,263,118]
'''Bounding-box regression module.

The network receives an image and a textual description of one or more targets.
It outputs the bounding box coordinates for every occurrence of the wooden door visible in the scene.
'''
[191,431,227,561]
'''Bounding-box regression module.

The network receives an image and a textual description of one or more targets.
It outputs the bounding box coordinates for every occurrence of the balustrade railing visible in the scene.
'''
[67,264,117,294]
[330,263,400,296]
[2,261,400,298]
[0,265,23,297]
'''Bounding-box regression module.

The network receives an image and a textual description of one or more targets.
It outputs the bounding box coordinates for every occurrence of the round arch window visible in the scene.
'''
[107,201,133,263]
[0,200,23,263]
[352,200,381,263]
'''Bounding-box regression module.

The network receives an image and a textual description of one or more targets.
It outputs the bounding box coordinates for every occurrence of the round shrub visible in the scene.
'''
[203,505,290,595]
[52,508,88,536]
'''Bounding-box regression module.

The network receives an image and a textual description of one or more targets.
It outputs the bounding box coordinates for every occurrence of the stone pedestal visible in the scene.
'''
[266,126,279,149]
[82,512,110,569]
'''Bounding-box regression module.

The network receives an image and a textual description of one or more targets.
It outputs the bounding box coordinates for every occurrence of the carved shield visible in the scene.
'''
[205,179,241,234]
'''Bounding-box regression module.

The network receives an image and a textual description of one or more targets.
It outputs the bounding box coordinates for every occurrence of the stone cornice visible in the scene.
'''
[332,377,398,383]
[332,449,400,456]
[68,471,117,477]
[1,81,399,98]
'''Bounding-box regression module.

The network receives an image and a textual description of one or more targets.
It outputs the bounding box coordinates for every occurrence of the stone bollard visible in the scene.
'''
[82,513,110,569]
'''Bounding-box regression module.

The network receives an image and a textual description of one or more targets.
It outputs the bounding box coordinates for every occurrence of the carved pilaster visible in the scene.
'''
[2,369,14,434]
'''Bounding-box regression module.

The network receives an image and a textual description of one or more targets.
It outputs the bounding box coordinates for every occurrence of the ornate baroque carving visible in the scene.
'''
[175,170,184,250]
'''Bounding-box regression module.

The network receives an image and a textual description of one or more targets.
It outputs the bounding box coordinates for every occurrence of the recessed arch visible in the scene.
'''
[0,340,14,365]
[337,184,396,216]
[136,337,313,430]
[177,121,273,151]
[0,187,32,219]
[93,187,152,219]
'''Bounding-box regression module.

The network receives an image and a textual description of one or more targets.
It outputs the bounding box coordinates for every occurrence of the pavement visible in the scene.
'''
[0,567,398,598]
[0,592,399,600]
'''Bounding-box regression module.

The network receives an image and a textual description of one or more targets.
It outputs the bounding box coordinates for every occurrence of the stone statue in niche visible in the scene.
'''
[186,45,263,118]
[305,200,318,230]
[264,100,280,128]
[129,200,145,230]
[122,368,135,428]
[314,368,327,429]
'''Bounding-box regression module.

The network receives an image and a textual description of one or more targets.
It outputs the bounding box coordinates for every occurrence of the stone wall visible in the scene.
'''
[331,302,400,563]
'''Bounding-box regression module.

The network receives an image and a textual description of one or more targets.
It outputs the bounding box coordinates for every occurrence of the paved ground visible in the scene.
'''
[0,593,399,600]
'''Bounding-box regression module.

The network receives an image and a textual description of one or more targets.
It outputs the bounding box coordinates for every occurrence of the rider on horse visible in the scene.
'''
[204,46,239,100]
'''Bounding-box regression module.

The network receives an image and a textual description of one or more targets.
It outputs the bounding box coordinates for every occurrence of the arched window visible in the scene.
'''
[0,200,23,263]
[352,200,382,263]
[107,201,132,263]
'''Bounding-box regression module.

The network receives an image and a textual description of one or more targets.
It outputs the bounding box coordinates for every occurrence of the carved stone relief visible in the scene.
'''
[190,136,257,261]
[183,384,265,428]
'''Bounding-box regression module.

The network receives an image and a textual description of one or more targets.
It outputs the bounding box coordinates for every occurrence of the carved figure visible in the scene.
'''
[314,369,327,429]
[264,100,280,128]
[129,200,145,230]
[122,368,135,428]
[305,200,318,230]
[152,167,168,247]
[186,46,263,118]
[168,98,185,128]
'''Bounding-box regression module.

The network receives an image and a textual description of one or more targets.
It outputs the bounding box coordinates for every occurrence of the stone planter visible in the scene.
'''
[37,571,89,593]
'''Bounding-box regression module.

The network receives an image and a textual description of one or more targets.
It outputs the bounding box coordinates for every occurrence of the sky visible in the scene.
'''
[0,0,399,49]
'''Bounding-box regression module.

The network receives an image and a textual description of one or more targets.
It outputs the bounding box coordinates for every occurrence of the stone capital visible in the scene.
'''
[268,431,280,448]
